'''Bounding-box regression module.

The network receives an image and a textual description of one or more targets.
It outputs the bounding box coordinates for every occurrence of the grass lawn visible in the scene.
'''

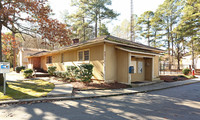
[0,80,54,101]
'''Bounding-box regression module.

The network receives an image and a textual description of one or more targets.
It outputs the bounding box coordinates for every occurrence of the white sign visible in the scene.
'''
[0,62,10,73]
[138,61,143,74]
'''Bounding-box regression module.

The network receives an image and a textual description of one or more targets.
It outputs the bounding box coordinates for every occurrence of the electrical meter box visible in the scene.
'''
[129,66,134,73]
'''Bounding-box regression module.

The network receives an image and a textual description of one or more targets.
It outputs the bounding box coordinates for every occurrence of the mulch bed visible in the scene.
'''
[54,78,131,91]
[160,75,189,82]
[70,82,131,91]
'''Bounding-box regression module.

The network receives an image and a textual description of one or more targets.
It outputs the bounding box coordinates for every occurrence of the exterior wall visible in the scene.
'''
[116,49,129,83]
[153,56,159,79]
[105,43,117,83]
[52,54,65,71]
[40,44,104,80]
[131,58,145,82]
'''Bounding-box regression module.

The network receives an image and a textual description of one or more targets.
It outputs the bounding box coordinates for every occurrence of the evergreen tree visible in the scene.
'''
[69,0,119,38]
[137,11,154,46]
[99,24,110,36]
[154,0,182,69]
[177,0,200,68]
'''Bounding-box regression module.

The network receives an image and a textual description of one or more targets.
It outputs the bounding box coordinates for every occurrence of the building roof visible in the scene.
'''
[27,35,165,58]
[19,47,48,52]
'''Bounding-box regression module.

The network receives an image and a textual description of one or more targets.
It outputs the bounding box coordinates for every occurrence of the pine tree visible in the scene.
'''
[137,11,154,46]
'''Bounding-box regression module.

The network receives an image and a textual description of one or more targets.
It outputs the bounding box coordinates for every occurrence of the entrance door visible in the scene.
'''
[145,58,152,81]
[32,57,41,71]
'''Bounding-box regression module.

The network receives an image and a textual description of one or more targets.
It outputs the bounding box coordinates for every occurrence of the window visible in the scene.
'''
[84,50,89,61]
[78,50,89,61]
[78,51,83,61]
[138,61,143,74]
[61,53,64,63]
[46,56,52,64]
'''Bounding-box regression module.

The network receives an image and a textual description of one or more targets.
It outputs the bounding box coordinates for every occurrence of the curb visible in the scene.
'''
[1,80,200,106]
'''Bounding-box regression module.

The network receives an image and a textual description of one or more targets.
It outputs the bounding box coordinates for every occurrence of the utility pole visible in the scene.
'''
[130,0,135,42]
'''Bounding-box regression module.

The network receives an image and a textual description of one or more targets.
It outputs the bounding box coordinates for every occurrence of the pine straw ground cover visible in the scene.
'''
[54,78,132,91]
[160,75,196,82]
[0,80,54,101]
[71,82,132,91]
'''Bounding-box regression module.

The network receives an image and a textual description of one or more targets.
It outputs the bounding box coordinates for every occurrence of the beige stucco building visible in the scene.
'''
[27,36,164,84]
[17,48,48,68]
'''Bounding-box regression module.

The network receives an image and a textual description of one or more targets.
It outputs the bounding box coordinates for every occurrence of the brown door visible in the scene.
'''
[145,58,152,81]
[32,57,41,70]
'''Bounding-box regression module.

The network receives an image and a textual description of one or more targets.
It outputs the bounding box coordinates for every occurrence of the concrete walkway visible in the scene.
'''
[1,76,200,105]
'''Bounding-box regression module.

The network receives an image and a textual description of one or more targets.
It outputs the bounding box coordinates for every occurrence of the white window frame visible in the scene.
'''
[77,49,90,61]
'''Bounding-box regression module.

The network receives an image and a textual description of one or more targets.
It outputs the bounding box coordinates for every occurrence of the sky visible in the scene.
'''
[48,0,165,32]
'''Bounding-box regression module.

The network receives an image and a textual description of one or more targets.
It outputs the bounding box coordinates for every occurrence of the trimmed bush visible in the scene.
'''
[78,64,94,83]
[54,71,67,78]
[66,66,79,80]
[23,69,33,78]
[47,66,57,76]
[16,66,25,73]
[182,68,190,75]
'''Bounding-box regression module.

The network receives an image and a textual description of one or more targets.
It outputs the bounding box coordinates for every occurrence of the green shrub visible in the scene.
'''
[172,77,178,81]
[23,69,33,78]
[54,71,67,78]
[47,66,57,76]
[78,64,94,83]
[66,66,79,80]
[182,68,190,75]
[16,66,25,73]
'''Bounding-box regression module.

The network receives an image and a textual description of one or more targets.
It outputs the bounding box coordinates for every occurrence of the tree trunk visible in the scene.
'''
[98,9,101,37]
[0,23,4,86]
[95,12,98,38]
[147,19,150,46]
[83,17,86,41]
[167,19,171,70]
[12,32,16,71]
[192,39,195,69]
[154,31,157,47]
[177,43,180,70]
[170,17,174,66]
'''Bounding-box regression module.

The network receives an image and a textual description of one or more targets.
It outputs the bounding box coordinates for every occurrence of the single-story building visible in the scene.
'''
[17,47,49,68]
[27,35,164,84]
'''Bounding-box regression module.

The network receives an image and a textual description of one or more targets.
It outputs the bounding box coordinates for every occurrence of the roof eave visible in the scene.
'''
[115,46,164,56]
[104,39,165,53]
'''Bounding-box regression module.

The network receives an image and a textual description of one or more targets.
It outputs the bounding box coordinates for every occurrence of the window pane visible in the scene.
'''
[84,50,89,61]
[78,51,83,61]
[138,61,143,74]
[47,56,52,64]
[50,56,52,63]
